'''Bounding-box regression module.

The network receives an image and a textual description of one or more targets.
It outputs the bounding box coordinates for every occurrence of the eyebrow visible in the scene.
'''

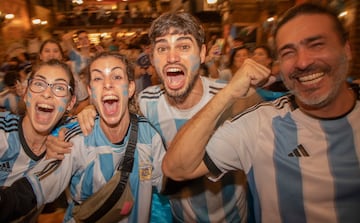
[33,74,68,83]
[154,36,194,45]
[91,66,125,74]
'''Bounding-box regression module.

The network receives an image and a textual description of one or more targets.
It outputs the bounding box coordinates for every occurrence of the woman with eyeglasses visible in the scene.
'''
[0,52,166,223]
[0,60,76,196]
[35,39,89,115]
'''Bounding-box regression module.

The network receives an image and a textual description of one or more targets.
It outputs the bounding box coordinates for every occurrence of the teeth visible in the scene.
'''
[167,68,182,73]
[37,103,54,109]
[103,95,118,101]
[298,72,324,82]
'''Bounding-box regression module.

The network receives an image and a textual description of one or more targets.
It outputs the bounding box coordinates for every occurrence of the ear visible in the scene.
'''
[66,95,77,111]
[128,80,136,98]
[344,40,352,61]
[200,44,206,64]
[87,85,91,97]
[87,85,95,105]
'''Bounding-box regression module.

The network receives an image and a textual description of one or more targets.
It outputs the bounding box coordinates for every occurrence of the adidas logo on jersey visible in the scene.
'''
[288,144,309,157]
[0,161,11,172]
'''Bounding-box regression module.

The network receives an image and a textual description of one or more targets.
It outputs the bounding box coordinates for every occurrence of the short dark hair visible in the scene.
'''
[138,33,151,46]
[274,3,348,44]
[148,12,205,50]
[76,30,88,37]
[3,71,20,87]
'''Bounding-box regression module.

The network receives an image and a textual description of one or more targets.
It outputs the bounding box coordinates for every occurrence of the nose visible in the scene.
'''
[167,48,180,63]
[103,78,113,89]
[295,48,314,70]
[42,85,53,98]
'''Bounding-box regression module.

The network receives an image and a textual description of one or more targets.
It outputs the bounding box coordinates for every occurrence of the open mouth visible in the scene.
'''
[165,67,185,89]
[36,103,54,113]
[102,95,119,115]
[297,72,325,85]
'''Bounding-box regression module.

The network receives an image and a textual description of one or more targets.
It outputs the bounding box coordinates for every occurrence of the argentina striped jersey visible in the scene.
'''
[26,115,166,223]
[205,93,360,223]
[0,112,45,187]
[139,76,248,223]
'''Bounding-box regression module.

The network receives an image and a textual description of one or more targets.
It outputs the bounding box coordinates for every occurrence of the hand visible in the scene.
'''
[94,45,104,53]
[206,44,221,63]
[229,58,271,98]
[77,104,97,136]
[46,128,72,160]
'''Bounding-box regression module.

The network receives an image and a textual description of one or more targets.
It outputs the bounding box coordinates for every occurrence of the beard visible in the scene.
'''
[282,57,349,108]
[163,74,199,104]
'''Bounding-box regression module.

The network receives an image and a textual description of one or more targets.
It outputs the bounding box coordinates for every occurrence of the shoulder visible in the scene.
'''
[52,118,83,142]
[137,115,158,134]
[64,123,83,142]
[135,114,162,142]
[0,112,20,132]
[200,76,226,95]
[231,94,294,122]
[138,85,165,101]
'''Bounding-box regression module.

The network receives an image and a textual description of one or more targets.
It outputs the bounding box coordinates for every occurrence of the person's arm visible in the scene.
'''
[71,98,90,115]
[76,104,97,135]
[46,127,73,160]
[205,44,221,79]
[162,59,270,181]
[62,31,76,53]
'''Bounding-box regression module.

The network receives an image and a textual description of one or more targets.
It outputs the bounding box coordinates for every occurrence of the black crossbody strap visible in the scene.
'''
[119,113,138,172]
[84,113,138,222]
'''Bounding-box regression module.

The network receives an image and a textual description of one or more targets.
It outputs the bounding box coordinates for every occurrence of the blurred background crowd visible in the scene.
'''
[0,0,359,116]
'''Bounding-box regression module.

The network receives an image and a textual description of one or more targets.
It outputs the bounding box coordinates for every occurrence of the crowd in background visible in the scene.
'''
[0,3,360,222]
[0,26,290,117]
[0,29,161,116]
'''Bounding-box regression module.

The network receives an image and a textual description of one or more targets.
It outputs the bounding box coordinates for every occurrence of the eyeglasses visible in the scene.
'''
[28,78,72,97]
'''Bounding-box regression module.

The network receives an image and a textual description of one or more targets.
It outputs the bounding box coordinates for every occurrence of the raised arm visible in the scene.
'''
[162,59,270,181]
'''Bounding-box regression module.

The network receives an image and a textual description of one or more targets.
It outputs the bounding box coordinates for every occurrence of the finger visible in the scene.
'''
[245,59,271,74]
[46,150,65,160]
[58,127,68,140]
[45,150,65,160]
[77,111,88,136]
[46,135,72,153]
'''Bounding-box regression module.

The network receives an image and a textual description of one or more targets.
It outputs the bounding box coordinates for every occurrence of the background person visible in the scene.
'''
[38,39,89,114]
[218,46,251,82]
[252,45,288,101]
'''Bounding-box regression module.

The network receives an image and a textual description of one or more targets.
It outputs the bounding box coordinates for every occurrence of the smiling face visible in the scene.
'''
[152,29,206,101]
[39,42,63,62]
[88,56,135,128]
[276,14,351,109]
[24,64,76,135]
